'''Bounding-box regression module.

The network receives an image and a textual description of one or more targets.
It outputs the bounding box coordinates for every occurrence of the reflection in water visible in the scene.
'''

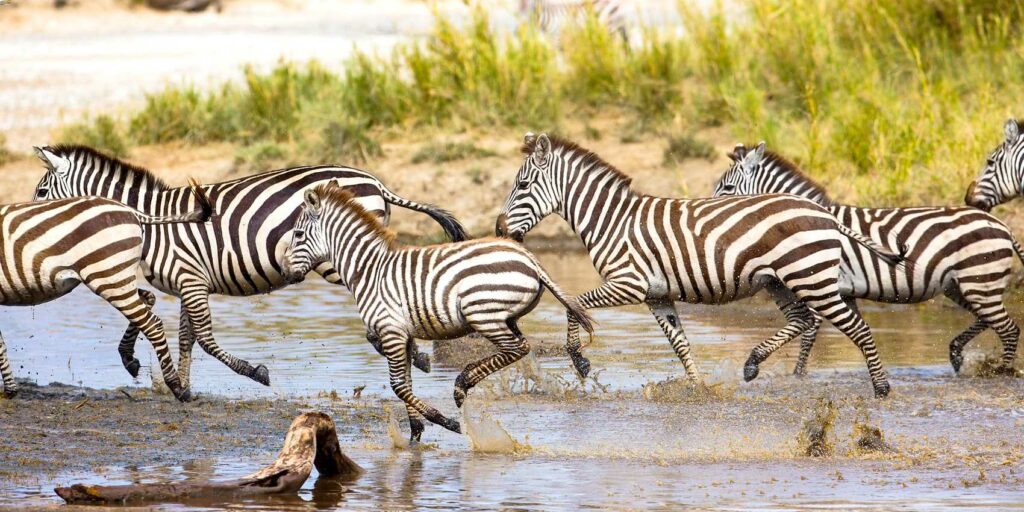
[2,251,1023,510]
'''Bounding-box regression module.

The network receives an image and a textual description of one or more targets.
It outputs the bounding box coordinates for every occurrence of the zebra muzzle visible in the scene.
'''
[964,180,989,211]
[495,214,509,237]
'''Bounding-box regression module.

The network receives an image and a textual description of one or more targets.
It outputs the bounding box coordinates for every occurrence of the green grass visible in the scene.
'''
[60,0,1024,204]
[663,131,716,165]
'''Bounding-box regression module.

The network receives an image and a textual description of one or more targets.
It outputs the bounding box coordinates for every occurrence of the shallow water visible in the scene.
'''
[2,251,1023,510]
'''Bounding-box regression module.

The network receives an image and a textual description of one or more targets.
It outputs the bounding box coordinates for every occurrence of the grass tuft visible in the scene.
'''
[412,141,497,164]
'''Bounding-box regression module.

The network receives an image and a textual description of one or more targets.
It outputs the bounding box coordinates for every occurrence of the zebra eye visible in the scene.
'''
[722,184,736,193]
[517,180,530,190]
[293,230,306,240]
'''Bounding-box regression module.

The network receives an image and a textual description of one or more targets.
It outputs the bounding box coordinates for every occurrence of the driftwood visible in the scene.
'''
[145,0,222,12]
[55,412,361,505]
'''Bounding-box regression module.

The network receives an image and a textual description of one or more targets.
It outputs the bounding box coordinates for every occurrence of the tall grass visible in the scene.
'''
[61,1,1024,204]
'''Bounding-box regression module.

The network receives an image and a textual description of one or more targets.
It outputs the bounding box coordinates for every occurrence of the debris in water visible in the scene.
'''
[353,385,365,399]
[798,399,837,457]
[853,421,895,453]
[462,402,526,454]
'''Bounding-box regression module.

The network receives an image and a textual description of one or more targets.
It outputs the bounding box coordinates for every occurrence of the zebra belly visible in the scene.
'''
[0,269,80,306]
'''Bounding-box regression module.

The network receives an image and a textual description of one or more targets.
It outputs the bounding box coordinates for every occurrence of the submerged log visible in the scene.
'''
[55,412,361,505]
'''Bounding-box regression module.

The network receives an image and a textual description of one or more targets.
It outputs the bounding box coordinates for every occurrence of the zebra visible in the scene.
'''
[495,133,904,397]
[32,145,466,392]
[0,185,212,401]
[966,119,1024,213]
[714,141,1022,375]
[518,0,628,41]
[281,184,593,442]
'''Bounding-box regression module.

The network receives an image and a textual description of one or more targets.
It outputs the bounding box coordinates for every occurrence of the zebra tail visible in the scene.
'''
[379,186,468,242]
[835,222,905,268]
[534,263,594,334]
[134,178,214,225]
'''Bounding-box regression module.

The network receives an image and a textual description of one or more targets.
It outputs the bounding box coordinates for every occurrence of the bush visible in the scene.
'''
[58,115,130,158]
[411,141,496,164]
[664,132,716,165]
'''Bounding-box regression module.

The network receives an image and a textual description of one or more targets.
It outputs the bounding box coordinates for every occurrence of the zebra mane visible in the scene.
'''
[758,149,833,204]
[314,183,397,248]
[521,135,634,187]
[49,144,172,190]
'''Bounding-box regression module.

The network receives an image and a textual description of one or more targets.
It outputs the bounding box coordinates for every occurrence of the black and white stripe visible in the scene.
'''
[518,0,628,39]
[496,133,903,397]
[32,145,466,391]
[714,142,1022,374]
[0,186,212,401]
[281,184,592,442]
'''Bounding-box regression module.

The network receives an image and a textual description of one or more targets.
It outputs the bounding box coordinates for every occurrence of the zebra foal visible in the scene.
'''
[33,145,464,391]
[496,133,903,397]
[0,184,212,400]
[714,142,1022,374]
[281,184,593,442]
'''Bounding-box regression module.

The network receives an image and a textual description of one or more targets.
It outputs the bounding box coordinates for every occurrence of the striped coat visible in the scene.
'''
[496,133,902,397]
[32,145,465,390]
[0,187,211,400]
[282,184,592,442]
[715,142,1021,374]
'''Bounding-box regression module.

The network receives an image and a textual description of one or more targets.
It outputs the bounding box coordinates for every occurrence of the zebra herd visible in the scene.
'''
[1,118,1022,442]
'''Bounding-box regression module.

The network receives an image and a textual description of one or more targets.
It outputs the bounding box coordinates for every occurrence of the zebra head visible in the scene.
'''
[496,132,561,242]
[281,188,330,284]
[712,142,766,197]
[966,119,1024,212]
[32,146,77,201]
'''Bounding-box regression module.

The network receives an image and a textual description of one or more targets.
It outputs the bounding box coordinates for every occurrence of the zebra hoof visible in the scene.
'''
[743,362,760,382]
[453,387,467,409]
[792,366,807,378]
[410,418,425,443]
[251,365,270,386]
[439,416,461,434]
[125,359,141,378]
[571,354,591,379]
[2,386,17,399]
[950,351,964,374]
[173,387,192,403]
[414,352,432,373]
[873,381,891,398]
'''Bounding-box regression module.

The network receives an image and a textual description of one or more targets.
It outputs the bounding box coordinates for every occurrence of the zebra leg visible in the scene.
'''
[567,279,647,378]
[178,301,196,388]
[117,289,156,378]
[802,292,890,398]
[0,330,17,398]
[793,313,823,377]
[948,287,1020,374]
[743,295,815,382]
[453,322,531,408]
[181,286,270,386]
[88,278,190,402]
[948,320,986,374]
[648,301,701,382]
[367,331,430,373]
[380,330,460,437]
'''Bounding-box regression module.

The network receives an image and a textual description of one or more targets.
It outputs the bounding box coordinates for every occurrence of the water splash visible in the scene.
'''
[641,358,741,402]
[462,402,528,454]
[962,352,1022,378]
[386,407,410,450]
[798,399,837,457]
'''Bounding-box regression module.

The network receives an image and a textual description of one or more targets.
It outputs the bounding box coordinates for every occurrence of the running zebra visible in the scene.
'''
[966,119,1024,213]
[33,145,466,391]
[496,133,903,397]
[0,186,212,400]
[281,184,592,442]
[715,142,1022,374]
[518,0,628,40]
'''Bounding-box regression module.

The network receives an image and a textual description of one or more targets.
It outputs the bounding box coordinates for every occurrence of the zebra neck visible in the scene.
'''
[329,232,390,288]
[94,180,183,215]
[560,177,634,253]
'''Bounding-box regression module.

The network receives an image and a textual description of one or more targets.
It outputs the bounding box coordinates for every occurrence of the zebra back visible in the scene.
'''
[713,142,832,206]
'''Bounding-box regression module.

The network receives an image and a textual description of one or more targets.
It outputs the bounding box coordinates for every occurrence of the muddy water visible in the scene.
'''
[2,250,1023,510]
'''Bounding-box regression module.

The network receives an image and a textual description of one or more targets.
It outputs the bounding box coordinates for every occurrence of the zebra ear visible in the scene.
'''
[727,143,746,162]
[304,189,321,214]
[1004,119,1020,145]
[34,146,69,176]
[523,132,537,145]
[533,133,551,162]
[741,142,765,174]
